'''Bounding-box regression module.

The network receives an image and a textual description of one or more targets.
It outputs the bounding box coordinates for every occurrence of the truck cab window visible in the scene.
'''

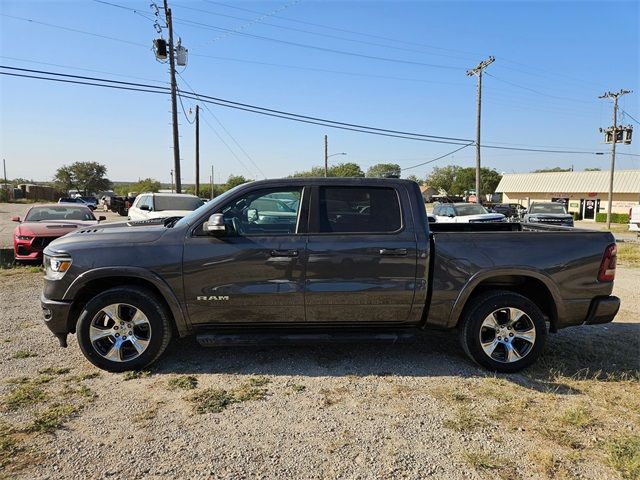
[316,186,401,233]
[220,188,302,236]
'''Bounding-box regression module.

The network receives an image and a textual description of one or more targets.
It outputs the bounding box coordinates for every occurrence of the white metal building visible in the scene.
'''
[495,169,640,220]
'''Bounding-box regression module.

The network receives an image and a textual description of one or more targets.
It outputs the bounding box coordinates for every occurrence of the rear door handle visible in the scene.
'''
[270,249,299,258]
[379,248,408,256]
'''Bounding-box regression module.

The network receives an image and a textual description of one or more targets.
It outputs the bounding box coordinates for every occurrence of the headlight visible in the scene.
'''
[44,255,72,280]
[16,235,33,241]
[528,217,539,222]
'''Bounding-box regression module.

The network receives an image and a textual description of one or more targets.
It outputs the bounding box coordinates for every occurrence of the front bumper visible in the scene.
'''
[583,296,620,325]
[40,294,73,347]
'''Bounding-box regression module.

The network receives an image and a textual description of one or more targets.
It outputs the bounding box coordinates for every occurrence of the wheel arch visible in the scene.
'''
[448,268,561,332]
[63,267,190,337]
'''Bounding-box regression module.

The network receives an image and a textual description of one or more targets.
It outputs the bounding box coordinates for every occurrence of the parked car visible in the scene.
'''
[58,197,96,211]
[433,202,505,223]
[40,178,620,374]
[109,195,137,217]
[490,203,525,220]
[629,205,640,236]
[523,202,574,227]
[78,196,98,209]
[12,204,105,261]
[127,193,204,221]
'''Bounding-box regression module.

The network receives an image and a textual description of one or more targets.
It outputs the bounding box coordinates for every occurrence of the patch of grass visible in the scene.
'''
[561,404,594,429]
[38,367,70,376]
[443,406,487,432]
[12,350,37,359]
[0,265,42,276]
[538,425,584,450]
[3,384,47,410]
[167,375,198,391]
[122,370,151,381]
[25,404,78,433]
[320,386,349,407]
[618,243,640,267]
[189,378,271,414]
[290,384,306,393]
[429,385,470,403]
[462,450,507,471]
[0,422,22,467]
[190,388,236,414]
[529,450,571,479]
[65,372,100,383]
[604,436,640,480]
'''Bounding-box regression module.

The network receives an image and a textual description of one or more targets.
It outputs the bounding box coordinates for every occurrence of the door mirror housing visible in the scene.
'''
[247,208,258,222]
[139,205,151,211]
[98,216,107,221]
[11,216,20,222]
[204,213,226,235]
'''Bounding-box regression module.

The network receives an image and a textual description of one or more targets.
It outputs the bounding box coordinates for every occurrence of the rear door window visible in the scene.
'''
[314,186,402,234]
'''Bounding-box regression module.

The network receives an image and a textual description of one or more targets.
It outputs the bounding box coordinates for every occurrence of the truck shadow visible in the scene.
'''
[155,322,639,392]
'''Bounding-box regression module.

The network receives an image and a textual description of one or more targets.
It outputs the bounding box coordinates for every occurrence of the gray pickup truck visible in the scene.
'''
[41,178,620,373]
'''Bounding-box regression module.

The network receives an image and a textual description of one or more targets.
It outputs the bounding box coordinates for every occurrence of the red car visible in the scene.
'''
[12,204,105,262]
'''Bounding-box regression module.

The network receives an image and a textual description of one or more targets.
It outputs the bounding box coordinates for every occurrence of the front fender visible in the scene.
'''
[63,266,191,336]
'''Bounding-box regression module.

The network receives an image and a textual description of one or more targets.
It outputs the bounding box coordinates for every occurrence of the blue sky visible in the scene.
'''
[1,0,638,184]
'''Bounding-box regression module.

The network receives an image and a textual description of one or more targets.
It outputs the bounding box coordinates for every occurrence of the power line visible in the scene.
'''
[2,66,635,157]
[401,143,475,170]
[620,109,640,125]
[484,72,594,105]
[176,73,267,179]
[0,13,148,48]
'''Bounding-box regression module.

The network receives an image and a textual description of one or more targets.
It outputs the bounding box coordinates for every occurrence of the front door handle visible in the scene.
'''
[270,249,299,258]
[379,248,408,256]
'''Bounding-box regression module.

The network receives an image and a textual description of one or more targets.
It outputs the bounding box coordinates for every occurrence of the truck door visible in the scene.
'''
[182,186,308,325]
[305,184,418,323]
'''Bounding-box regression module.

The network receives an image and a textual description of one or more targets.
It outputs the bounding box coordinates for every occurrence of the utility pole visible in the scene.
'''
[466,56,495,204]
[599,89,632,229]
[164,0,182,193]
[195,105,200,197]
[210,165,214,200]
[324,135,328,177]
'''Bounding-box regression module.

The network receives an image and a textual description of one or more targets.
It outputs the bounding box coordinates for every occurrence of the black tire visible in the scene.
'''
[458,290,547,373]
[76,286,172,372]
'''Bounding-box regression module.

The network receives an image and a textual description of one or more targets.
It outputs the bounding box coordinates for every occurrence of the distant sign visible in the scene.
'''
[468,195,477,203]
[588,192,598,197]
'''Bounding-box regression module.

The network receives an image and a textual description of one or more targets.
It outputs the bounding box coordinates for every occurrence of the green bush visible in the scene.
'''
[595,213,630,224]
[570,212,581,221]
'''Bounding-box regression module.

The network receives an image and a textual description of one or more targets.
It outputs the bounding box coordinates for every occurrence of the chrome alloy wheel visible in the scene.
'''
[89,303,152,362]
[479,307,536,363]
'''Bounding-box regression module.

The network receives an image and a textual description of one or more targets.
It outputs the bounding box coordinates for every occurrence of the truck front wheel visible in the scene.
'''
[459,290,547,373]
[76,286,172,372]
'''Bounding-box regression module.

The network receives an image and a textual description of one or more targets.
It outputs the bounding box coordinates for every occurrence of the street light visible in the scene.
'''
[324,152,347,177]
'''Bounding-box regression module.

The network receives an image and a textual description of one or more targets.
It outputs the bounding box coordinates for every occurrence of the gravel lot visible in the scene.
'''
[0,266,638,479]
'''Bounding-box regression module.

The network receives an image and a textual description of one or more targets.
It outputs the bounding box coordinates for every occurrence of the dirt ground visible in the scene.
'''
[0,267,638,480]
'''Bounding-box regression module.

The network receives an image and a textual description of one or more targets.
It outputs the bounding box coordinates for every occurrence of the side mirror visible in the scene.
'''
[427,216,436,223]
[139,205,151,211]
[204,213,226,235]
[98,216,106,221]
[247,208,258,222]
[11,216,20,222]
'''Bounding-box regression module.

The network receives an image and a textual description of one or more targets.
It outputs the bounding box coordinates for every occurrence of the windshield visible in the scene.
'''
[154,196,204,211]
[530,203,567,214]
[173,184,247,229]
[454,204,488,216]
[25,206,96,222]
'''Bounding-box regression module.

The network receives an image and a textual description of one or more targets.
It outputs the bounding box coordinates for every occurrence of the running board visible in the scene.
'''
[196,330,418,347]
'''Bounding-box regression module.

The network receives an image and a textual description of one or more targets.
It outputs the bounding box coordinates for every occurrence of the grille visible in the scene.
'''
[31,237,57,250]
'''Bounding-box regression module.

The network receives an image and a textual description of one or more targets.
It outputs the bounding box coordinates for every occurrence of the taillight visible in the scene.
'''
[598,243,617,282]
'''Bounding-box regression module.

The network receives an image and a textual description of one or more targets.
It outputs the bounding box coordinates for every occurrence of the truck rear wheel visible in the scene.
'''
[459,290,547,373]
[76,286,172,372]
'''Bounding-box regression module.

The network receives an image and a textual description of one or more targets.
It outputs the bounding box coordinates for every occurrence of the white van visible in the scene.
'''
[629,205,640,235]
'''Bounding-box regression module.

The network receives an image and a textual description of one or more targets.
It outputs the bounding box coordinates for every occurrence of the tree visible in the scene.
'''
[290,162,364,178]
[366,163,401,178]
[226,175,251,190]
[119,178,161,195]
[584,168,601,171]
[404,174,423,185]
[450,167,502,195]
[425,165,461,194]
[53,162,112,195]
[532,167,572,173]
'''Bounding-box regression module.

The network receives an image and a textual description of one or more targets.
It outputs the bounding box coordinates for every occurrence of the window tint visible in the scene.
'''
[154,195,204,211]
[530,203,567,214]
[220,188,302,236]
[454,204,488,216]
[135,195,150,209]
[25,206,95,221]
[316,186,401,233]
